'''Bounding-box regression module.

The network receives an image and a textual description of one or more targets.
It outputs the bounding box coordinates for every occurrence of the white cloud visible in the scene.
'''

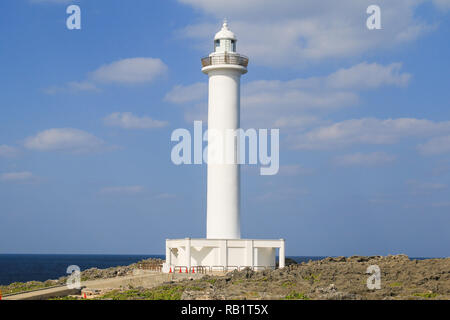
[407,180,447,194]
[239,77,356,128]
[30,0,74,4]
[99,187,173,197]
[419,182,447,190]
[24,128,105,153]
[0,172,35,183]
[241,87,348,128]
[243,80,359,111]
[279,164,314,176]
[0,145,19,158]
[164,83,209,122]
[178,0,438,66]
[290,118,450,150]
[325,63,411,89]
[417,135,450,155]
[99,185,145,195]
[167,62,410,128]
[333,152,397,166]
[104,112,168,129]
[164,82,207,104]
[431,201,450,207]
[44,81,100,95]
[45,58,168,94]
[431,161,450,176]
[256,187,309,201]
[433,0,450,11]
[154,193,176,199]
[183,103,208,123]
[272,116,321,129]
[89,58,167,84]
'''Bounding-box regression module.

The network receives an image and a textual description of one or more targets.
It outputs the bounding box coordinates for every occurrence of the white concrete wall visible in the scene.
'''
[191,246,217,266]
[165,239,284,272]
[254,248,276,269]
[227,247,243,267]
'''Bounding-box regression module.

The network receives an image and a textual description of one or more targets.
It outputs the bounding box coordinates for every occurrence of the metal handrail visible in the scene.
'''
[226,266,239,271]
[137,261,162,272]
[210,265,225,272]
[253,266,276,270]
[201,53,249,68]
[168,265,279,273]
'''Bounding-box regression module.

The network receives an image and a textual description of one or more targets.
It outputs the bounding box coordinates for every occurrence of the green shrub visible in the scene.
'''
[412,292,438,299]
[285,292,309,300]
[389,282,402,287]
[97,285,185,300]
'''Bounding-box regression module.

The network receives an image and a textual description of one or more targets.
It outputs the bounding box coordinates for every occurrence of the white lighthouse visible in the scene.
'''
[163,22,285,273]
[202,20,246,240]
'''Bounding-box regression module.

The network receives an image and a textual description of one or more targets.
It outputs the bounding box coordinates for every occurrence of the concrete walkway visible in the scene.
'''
[82,270,203,290]
[2,270,206,300]
[2,286,81,300]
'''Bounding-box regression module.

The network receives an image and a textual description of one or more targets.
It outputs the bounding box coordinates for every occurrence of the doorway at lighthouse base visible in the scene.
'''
[162,238,286,273]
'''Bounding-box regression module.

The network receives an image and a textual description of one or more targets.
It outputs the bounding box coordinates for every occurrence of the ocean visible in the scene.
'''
[0,254,163,286]
[0,254,327,285]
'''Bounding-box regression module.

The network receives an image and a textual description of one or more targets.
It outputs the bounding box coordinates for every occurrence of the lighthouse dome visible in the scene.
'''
[214,20,236,41]
[213,20,238,53]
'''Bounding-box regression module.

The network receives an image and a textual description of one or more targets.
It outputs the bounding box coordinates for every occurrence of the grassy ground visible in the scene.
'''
[5,256,450,300]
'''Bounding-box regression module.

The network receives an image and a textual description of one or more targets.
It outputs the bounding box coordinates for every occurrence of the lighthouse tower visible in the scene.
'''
[201,20,248,239]
[163,22,285,273]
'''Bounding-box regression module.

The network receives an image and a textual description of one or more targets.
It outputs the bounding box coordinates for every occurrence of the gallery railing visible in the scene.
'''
[201,53,249,68]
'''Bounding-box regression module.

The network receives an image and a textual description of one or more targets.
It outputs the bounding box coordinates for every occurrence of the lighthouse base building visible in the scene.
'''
[163,238,285,272]
[162,22,285,273]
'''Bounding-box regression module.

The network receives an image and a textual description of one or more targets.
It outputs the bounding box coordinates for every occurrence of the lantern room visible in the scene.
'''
[213,20,237,53]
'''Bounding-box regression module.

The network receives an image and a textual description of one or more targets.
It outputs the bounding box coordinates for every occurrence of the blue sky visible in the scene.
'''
[0,0,449,257]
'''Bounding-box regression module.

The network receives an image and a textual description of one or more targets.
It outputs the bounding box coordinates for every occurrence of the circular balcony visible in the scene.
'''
[201,53,249,68]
